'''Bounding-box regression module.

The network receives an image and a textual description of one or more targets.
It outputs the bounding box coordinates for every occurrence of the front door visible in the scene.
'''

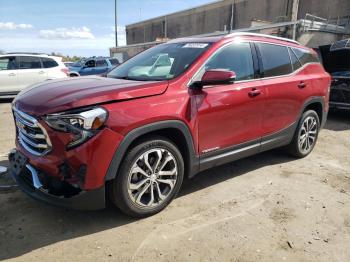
[194,42,265,156]
[81,59,96,75]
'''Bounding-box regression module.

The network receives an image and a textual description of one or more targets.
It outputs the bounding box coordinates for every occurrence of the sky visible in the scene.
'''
[0,0,217,57]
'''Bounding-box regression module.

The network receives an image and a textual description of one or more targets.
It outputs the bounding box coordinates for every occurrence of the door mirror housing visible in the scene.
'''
[191,69,236,89]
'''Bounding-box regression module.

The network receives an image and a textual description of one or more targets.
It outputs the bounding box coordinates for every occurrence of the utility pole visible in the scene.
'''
[229,0,235,32]
[115,0,118,47]
[291,0,300,22]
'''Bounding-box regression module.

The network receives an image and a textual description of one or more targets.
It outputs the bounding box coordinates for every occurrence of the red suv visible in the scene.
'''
[9,33,331,217]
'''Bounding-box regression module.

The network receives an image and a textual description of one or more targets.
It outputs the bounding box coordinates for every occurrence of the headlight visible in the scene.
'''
[45,107,108,149]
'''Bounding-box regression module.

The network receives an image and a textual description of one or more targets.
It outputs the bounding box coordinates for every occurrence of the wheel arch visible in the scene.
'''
[300,97,326,128]
[69,71,80,77]
[105,120,199,182]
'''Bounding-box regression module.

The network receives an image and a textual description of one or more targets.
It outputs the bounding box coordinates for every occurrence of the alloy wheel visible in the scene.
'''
[127,148,178,208]
[298,116,318,154]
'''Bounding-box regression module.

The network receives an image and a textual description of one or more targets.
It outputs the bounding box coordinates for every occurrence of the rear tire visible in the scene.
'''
[69,73,79,77]
[108,136,184,218]
[287,110,320,158]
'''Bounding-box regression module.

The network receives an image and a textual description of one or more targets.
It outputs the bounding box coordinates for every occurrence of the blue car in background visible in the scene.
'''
[68,57,120,77]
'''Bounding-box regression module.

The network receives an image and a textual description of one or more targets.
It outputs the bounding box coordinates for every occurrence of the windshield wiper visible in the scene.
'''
[111,76,131,80]
[110,76,165,81]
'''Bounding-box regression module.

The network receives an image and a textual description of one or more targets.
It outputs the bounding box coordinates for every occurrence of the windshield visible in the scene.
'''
[107,42,211,81]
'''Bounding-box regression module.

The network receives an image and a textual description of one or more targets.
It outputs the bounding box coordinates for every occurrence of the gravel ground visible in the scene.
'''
[0,100,350,262]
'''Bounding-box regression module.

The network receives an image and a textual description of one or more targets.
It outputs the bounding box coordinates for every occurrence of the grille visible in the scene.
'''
[13,108,52,156]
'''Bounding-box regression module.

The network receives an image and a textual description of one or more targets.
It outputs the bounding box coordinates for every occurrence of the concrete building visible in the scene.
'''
[110,0,350,60]
[125,0,350,45]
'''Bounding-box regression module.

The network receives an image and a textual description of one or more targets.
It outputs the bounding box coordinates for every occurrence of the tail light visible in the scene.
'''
[61,68,69,76]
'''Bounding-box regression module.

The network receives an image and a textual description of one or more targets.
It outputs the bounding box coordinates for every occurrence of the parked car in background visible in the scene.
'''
[9,33,330,217]
[68,57,120,77]
[0,53,68,96]
[319,39,350,110]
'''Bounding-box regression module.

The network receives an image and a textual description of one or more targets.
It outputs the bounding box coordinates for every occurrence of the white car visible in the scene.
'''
[0,53,69,96]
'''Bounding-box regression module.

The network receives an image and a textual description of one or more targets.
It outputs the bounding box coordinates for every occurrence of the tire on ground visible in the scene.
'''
[108,136,184,218]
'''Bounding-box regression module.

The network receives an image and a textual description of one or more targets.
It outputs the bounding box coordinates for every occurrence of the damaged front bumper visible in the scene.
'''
[9,150,105,210]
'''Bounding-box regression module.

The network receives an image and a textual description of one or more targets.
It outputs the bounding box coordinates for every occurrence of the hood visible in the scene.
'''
[68,66,82,71]
[14,76,168,115]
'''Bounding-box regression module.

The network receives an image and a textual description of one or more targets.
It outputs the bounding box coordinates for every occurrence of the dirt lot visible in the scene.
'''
[0,100,350,262]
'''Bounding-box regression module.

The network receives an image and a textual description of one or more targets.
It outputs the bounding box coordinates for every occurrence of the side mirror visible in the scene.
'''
[191,69,236,89]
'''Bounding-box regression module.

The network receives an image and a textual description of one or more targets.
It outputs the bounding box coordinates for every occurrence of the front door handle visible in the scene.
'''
[248,88,261,98]
[8,73,16,77]
[38,71,45,74]
[298,81,307,89]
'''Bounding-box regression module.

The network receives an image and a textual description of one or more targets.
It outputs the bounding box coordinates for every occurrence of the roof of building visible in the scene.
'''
[126,0,230,28]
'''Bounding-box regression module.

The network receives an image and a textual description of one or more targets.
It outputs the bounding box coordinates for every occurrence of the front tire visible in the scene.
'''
[108,137,184,218]
[287,110,320,158]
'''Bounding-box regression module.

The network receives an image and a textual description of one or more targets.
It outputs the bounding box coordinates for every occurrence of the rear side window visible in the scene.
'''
[292,48,319,65]
[288,47,302,71]
[0,56,17,70]
[204,42,254,81]
[19,56,42,69]
[109,58,120,66]
[257,43,292,77]
[41,57,58,68]
[96,59,108,67]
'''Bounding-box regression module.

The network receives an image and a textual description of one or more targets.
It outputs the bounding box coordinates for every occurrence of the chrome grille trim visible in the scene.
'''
[19,133,48,149]
[13,108,52,156]
[17,125,46,139]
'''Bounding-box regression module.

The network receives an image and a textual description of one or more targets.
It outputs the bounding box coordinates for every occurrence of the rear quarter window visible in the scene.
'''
[292,48,319,65]
[41,58,59,68]
[257,43,293,77]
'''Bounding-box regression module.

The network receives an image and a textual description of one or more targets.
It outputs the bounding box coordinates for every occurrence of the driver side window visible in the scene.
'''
[0,56,17,70]
[202,42,254,81]
[85,60,96,68]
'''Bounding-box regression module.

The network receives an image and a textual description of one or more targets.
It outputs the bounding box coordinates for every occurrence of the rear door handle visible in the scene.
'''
[248,88,262,98]
[298,81,307,89]
[39,71,45,74]
[8,73,16,77]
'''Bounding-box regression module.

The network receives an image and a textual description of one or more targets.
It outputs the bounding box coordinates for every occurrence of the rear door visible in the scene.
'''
[17,56,45,90]
[95,59,108,74]
[255,42,313,137]
[0,56,19,93]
